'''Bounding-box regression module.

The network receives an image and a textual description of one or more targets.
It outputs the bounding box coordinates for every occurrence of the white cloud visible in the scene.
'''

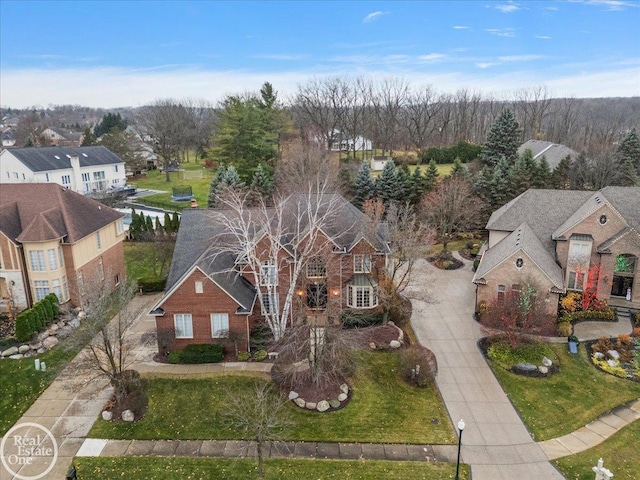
[476,62,500,69]
[363,11,389,23]
[486,28,516,37]
[453,25,469,30]
[569,0,639,11]
[494,2,521,13]
[535,35,552,40]
[498,54,546,62]
[418,53,447,62]
[251,54,310,61]
[546,6,559,10]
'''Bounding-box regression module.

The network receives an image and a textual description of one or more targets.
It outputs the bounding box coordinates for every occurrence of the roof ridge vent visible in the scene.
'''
[54,155,60,159]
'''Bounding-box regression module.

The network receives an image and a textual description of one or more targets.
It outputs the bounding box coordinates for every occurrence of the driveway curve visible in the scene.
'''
[408,256,566,480]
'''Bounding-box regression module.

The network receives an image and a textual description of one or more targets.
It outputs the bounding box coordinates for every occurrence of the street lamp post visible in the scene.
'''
[455,419,465,480]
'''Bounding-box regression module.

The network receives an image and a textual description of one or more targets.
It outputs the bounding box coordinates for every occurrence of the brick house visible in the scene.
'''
[473,187,640,315]
[150,193,390,354]
[0,183,126,312]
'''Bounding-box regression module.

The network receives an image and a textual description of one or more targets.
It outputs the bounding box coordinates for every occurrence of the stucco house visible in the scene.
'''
[517,139,579,171]
[0,146,127,195]
[150,193,390,354]
[0,184,126,312]
[473,187,640,316]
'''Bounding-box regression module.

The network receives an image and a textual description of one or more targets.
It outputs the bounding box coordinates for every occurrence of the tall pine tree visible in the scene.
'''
[353,162,376,209]
[480,109,522,167]
[375,161,400,207]
[423,159,440,192]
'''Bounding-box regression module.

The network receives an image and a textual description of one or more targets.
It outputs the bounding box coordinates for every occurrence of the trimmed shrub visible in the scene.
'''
[634,311,640,325]
[249,323,273,351]
[253,349,268,362]
[557,320,572,336]
[45,293,60,316]
[138,277,167,293]
[237,351,250,362]
[561,308,615,323]
[341,312,384,329]
[180,343,224,364]
[15,313,33,342]
[167,351,181,364]
[398,345,438,387]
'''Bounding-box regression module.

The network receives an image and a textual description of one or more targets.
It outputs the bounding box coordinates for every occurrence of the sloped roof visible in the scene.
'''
[4,146,124,172]
[46,127,82,142]
[518,139,579,170]
[0,184,123,243]
[473,222,564,290]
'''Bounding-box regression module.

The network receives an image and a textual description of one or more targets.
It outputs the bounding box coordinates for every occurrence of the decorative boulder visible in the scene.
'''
[389,340,402,349]
[288,391,299,400]
[305,402,317,410]
[594,352,605,360]
[329,399,341,409]
[121,410,135,422]
[68,318,81,329]
[338,393,348,402]
[514,363,537,373]
[369,342,376,350]
[37,331,51,342]
[102,410,113,421]
[542,357,552,367]
[56,326,73,340]
[29,342,43,351]
[18,345,30,354]
[47,324,59,334]
[1,346,18,357]
[294,398,306,408]
[78,311,87,320]
[37,347,47,354]
[9,354,24,360]
[23,351,35,358]
[607,359,619,368]
[607,350,620,360]
[538,366,549,374]
[42,336,59,349]
[340,384,349,394]
[316,400,330,412]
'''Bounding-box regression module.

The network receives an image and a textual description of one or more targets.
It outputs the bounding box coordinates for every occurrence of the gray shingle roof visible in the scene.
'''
[518,139,579,170]
[6,146,124,172]
[473,222,564,290]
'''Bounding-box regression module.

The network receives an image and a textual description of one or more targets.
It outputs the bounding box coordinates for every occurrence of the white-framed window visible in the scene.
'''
[48,248,57,270]
[34,280,49,301]
[567,239,592,291]
[210,313,229,338]
[81,172,90,182]
[93,171,105,180]
[62,275,69,301]
[306,257,326,278]
[353,254,372,273]
[96,231,101,250]
[45,173,51,182]
[12,172,19,179]
[61,175,71,186]
[567,271,583,291]
[174,313,193,338]
[77,272,85,295]
[347,285,378,309]
[114,273,120,286]
[195,281,203,293]
[116,219,124,235]
[113,165,119,173]
[58,246,64,268]
[260,261,277,286]
[261,292,279,315]
[29,250,46,271]
[52,279,62,301]
[497,285,506,305]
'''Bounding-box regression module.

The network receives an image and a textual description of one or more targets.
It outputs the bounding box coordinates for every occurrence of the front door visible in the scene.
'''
[611,254,636,298]
[611,275,633,297]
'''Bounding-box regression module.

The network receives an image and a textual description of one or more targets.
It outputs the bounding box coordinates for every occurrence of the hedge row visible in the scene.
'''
[559,307,615,324]
[341,312,384,329]
[168,343,224,364]
[15,294,60,342]
[138,277,167,293]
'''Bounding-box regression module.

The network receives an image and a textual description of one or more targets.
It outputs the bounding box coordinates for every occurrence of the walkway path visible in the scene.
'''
[407,255,566,479]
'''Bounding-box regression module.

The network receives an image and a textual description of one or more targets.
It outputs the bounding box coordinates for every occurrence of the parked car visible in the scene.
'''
[109,184,137,197]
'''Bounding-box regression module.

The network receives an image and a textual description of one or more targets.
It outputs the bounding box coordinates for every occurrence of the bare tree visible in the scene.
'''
[223,382,291,479]
[275,140,339,196]
[369,77,410,154]
[421,176,483,252]
[400,86,444,153]
[513,85,554,140]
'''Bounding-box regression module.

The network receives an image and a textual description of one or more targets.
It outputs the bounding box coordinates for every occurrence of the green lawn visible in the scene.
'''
[489,343,640,441]
[370,163,453,179]
[124,242,163,280]
[129,166,213,210]
[0,344,76,435]
[73,457,469,479]
[89,352,455,444]
[554,421,640,479]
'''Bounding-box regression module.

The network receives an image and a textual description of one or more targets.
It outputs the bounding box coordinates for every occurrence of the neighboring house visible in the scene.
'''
[329,129,372,152]
[2,129,16,148]
[517,139,579,171]
[370,156,393,171]
[0,184,126,312]
[473,187,640,316]
[150,193,390,354]
[41,127,83,147]
[0,146,127,195]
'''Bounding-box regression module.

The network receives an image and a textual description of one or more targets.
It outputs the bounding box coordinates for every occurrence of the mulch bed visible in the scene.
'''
[0,314,15,341]
[426,252,464,270]
[458,249,477,261]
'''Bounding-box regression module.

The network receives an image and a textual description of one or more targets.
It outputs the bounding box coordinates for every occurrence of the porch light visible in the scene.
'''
[296,289,304,296]
[331,289,340,296]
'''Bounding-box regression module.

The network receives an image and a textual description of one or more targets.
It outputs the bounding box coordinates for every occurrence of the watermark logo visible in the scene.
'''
[1,422,58,480]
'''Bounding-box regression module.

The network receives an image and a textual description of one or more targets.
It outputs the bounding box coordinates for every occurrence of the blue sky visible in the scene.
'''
[1,0,639,108]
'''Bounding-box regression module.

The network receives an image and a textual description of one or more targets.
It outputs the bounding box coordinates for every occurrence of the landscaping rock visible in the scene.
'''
[514,362,537,373]
[29,342,42,350]
[56,321,65,328]
[37,331,51,342]
[23,351,35,358]
[56,326,73,340]
[305,402,317,410]
[607,350,620,360]
[102,410,113,421]
[329,399,341,409]
[340,383,349,394]
[47,324,59,334]
[594,352,605,360]
[37,347,47,354]
[294,398,306,408]
[538,366,549,374]
[607,359,619,368]
[316,400,330,412]
[389,340,401,349]
[78,311,87,320]
[122,410,135,422]
[369,342,376,350]
[68,318,80,329]
[288,391,299,400]
[542,357,552,367]
[9,354,24,360]
[42,336,59,349]
[18,345,30,354]
[1,346,18,357]
[338,393,348,402]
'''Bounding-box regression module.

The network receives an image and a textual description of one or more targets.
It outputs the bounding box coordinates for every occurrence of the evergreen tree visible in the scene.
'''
[129,209,142,240]
[171,212,180,232]
[536,156,552,188]
[155,216,163,235]
[251,163,273,198]
[208,164,244,207]
[408,166,426,205]
[94,112,128,137]
[376,161,400,206]
[396,164,412,201]
[353,162,375,209]
[449,157,470,180]
[423,159,440,192]
[551,156,572,189]
[616,128,640,184]
[507,149,538,198]
[164,212,172,233]
[81,126,97,146]
[145,215,154,234]
[480,109,522,167]
[208,165,228,207]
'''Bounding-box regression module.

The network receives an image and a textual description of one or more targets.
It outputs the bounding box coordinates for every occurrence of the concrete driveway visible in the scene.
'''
[408,256,566,480]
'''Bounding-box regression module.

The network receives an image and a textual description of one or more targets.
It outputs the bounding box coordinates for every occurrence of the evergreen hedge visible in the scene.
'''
[14,295,60,342]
